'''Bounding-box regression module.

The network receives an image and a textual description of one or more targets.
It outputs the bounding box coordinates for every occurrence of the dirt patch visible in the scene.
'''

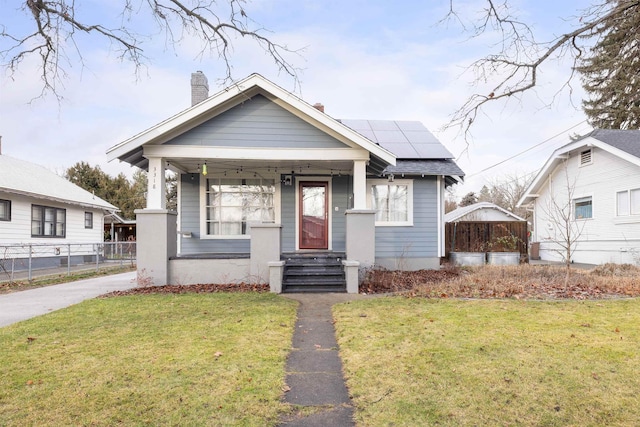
[102,283,269,297]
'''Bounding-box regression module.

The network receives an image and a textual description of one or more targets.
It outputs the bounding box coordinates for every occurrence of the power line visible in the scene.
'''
[465,120,589,179]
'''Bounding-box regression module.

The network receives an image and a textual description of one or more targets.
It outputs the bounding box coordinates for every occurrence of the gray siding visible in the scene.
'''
[331,176,350,251]
[167,95,349,149]
[179,174,250,254]
[375,177,439,259]
[281,181,296,252]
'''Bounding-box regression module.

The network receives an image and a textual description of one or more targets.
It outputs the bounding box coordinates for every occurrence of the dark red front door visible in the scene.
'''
[299,182,328,249]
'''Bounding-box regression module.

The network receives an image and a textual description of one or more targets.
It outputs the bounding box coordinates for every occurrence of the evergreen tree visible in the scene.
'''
[577,1,640,129]
[459,192,478,207]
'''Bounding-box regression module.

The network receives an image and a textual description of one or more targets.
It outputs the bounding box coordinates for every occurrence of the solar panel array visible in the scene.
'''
[340,119,454,159]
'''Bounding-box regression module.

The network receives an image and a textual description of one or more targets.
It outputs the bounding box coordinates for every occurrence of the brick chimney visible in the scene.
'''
[313,103,325,113]
[191,71,209,106]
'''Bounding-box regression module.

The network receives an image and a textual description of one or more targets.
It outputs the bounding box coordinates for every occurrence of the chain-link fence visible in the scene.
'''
[0,242,136,282]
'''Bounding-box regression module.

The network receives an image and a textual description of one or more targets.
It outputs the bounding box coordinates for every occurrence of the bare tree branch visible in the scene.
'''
[1,0,303,99]
[444,0,640,140]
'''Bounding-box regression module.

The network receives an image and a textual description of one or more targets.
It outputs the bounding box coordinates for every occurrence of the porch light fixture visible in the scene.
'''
[388,174,394,182]
[202,162,208,176]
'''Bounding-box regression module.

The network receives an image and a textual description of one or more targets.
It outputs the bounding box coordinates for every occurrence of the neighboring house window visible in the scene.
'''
[0,199,10,221]
[205,178,275,236]
[31,205,66,237]
[616,188,640,216]
[574,196,593,220]
[368,180,413,226]
[580,149,592,166]
[84,212,94,229]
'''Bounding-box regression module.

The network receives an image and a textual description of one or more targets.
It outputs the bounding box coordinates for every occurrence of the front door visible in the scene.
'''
[299,182,328,249]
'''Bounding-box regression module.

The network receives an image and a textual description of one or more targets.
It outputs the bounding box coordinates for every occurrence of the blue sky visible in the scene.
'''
[0,0,593,198]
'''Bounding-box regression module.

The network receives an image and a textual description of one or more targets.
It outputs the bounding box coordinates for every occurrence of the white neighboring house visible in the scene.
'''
[445,202,527,223]
[518,129,640,265]
[0,153,118,270]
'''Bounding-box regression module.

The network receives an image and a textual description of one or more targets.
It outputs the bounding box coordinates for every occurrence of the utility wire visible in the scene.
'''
[465,120,589,179]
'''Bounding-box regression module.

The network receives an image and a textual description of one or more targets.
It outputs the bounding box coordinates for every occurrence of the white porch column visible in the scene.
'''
[353,160,367,209]
[147,157,166,209]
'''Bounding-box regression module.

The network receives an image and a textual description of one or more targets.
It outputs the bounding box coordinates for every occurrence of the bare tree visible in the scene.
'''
[1,0,301,98]
[443,0,640,137]
[539,161,587,282]
[478,172,535,221]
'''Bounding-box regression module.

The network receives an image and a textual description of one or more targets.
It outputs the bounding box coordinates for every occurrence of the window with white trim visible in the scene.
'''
[0,199,10,221]
[368,180,413,226]
[84,212,94,229]
[205,178,275,236]
[574,196,592,220]
[616,188,640,216]
[31,205,66,237]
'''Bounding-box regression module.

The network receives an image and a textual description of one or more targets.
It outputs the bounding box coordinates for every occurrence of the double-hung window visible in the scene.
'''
[32,205,66,237]
[205,178,275,236]
[616,188,640,216]
[368,180,413,226]
[0,199,10,221]
[84,212,94,229]
[574,196,593,220]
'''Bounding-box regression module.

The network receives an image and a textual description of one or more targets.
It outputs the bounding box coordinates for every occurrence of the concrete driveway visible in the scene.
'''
[0,271,137,327]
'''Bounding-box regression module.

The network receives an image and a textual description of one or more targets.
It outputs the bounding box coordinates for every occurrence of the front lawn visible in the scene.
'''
[334,297,640,426]
[0,293,297,426]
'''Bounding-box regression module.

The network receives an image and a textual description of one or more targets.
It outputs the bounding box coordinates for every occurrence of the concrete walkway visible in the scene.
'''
[280,293,372,427]
[0,271,137,327]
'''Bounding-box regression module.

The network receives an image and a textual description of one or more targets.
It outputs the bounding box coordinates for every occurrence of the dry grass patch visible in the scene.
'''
[0,293,297,426]
[362,263,640,299]
[334,297,640,426]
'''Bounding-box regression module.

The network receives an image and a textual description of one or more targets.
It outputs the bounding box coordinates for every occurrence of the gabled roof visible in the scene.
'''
[0,155,117,211]
[445,202,526,223]
[106,73,397,170]
[518,129,640,206]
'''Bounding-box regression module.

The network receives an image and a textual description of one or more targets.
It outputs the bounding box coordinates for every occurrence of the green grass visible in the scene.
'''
[0,293,298,426]
[334,297,640,426]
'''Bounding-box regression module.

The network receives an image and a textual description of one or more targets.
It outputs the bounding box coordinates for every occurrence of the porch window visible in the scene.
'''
[0,199,10,221]
[368,180,413,226]
[574,196,592,220]
[31,205,66,237]
[616,188,640,216]
[205,178,275,236]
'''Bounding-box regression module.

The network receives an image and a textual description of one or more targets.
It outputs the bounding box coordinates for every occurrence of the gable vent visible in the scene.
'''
[580,149,592,165]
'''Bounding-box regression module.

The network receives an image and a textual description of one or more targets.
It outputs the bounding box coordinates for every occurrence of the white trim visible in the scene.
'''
[198,174,281,240]
[143,145,371,161]
[366,179,414,227]
[437,175,444,257]
[177,174,182,254]
[294,176,333,251]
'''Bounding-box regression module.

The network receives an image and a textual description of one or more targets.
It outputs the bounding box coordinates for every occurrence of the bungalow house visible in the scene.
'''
[518,129,640,265]
[106,73,464,292]
[0,151,118,270]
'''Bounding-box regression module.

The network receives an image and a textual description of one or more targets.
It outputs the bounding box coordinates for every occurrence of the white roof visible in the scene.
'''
[445,202,526,222]
[0,155,117,211]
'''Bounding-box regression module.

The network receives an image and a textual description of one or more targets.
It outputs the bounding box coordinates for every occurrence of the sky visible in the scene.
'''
[0,0,595,200]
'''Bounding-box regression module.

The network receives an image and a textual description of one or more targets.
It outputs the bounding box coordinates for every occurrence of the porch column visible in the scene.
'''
[146,157,166,209]
[250,223,282,285]
[135,209,177,286]
[353,160,367,209]
[345,209,376,285]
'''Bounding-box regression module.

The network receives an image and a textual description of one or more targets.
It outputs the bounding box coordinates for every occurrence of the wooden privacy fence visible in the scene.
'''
[445,221,529,258]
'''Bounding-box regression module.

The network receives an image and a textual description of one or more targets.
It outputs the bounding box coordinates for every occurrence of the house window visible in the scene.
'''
[84,212,94,229]
[368,180,413,226]
[574,196,592,220]
[616,188,640,216]
[0,199,10,221]
[31,205,66,237]
[580,149,592,166]
[205,178,275,236]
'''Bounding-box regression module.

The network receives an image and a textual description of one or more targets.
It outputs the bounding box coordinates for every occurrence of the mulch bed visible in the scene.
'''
[102,283,270,297]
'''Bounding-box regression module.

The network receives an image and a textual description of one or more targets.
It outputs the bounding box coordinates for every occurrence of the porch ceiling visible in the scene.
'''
[166,158,358,177]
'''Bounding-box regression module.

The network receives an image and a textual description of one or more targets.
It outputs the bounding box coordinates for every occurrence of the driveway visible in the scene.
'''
[0,271,137,327]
